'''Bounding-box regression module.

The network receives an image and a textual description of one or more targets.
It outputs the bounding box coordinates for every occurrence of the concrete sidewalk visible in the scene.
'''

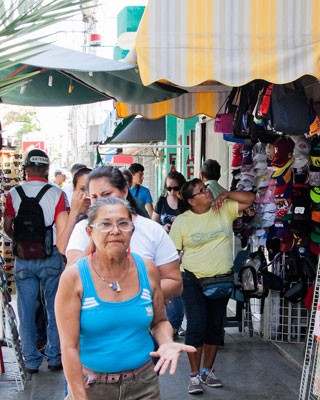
[1,327,303,400]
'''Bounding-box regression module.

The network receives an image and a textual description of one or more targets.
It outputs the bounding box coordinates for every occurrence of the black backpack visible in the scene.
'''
[13,184,54,260]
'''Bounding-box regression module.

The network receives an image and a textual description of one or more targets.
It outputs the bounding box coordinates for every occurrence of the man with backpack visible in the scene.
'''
[3,149,68,374]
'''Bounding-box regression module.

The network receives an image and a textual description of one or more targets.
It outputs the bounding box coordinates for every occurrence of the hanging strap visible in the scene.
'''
[15,184,52,202]
[35,184,52,202]
[134,184,140,198]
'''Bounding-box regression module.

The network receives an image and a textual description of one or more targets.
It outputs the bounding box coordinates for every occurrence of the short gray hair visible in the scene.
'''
[87,197,133,225]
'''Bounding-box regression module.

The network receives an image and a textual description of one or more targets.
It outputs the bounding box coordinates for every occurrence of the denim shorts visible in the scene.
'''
[65,360,160,400]
[182,271,229,348]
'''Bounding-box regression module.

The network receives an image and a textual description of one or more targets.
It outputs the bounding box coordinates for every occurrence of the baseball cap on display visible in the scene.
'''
[293,136,311,156]
[231,143,243,168]
[311,210,320,223]
[310,136,320,170]
[23,149,50,167]
[292,187,310,221]
[291,154,309,169]
[271,161,293,179]
[292,165,309,185]
[241,144,253,167]
[271,136,295,168]
[275,197,292,219]
[310,240,320,255]
[274,182,291,197]
[309,171,320,186]
[311,225,320,243]
[274,221,290,238]
[310,186,320,203]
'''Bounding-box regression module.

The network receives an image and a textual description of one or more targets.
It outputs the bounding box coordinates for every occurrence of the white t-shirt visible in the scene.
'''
[66,215,178,267]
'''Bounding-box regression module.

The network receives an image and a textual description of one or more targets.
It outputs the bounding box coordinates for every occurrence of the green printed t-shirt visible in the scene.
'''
[169,200,239,278]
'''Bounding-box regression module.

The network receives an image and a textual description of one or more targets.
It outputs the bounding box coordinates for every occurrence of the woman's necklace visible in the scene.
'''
[90,255,130,292]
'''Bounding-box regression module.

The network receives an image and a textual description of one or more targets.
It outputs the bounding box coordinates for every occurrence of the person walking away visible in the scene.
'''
[169,178,255,394]
[3,149,68,374]
[152,170,187,337]
[55,197,196,400]
[200,159,226,199]
[129,163,154,217]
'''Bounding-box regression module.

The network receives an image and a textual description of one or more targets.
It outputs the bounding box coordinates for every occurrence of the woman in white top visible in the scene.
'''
[66,166,182,301]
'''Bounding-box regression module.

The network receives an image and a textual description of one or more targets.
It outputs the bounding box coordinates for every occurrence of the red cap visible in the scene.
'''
[231,143,243,168]
[271,137,295,168]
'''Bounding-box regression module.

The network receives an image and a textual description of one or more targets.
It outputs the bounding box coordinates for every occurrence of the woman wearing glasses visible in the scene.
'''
[65,166,182,302]
[55,197,195,400]
[169,179,255,395]
[152,171,186,233]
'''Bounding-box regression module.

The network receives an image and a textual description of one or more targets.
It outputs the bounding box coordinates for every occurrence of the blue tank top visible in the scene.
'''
[78,253,154,373]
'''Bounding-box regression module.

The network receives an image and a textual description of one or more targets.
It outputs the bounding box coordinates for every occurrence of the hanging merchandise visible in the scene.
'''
[214,87,238,133]
[307,99,320,138]
[0,150,23,293]
[270,83,310,135]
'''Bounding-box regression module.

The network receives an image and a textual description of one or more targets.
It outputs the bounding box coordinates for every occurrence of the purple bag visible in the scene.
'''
[214,87,239,134]
[214,113,234,133]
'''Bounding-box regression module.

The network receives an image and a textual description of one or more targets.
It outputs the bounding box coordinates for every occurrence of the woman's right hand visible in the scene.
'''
[70,190,90,218]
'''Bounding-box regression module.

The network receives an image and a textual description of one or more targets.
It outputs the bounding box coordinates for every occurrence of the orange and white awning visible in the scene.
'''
[116,0,320,119]
[116,91,228,120]
[135,0,320,88]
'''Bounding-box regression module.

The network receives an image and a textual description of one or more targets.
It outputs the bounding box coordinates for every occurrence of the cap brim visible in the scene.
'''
[311,231,320,243]
[310,189,320,203]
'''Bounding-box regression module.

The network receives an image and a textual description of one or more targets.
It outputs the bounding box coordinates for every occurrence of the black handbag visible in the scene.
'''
[270,83,310,135]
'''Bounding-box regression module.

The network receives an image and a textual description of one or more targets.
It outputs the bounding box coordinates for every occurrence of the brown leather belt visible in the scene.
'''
[82,359,153,385]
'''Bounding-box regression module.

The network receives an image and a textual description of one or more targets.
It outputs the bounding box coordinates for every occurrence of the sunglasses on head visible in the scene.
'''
[166,186,180,192]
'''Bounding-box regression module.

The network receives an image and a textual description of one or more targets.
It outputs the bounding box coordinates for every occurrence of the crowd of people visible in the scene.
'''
[3,149,256,399]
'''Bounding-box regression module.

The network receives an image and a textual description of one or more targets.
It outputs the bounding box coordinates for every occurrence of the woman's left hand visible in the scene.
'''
[150,342,196,376]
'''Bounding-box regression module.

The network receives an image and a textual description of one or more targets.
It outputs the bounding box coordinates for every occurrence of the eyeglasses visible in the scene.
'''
[90,220,134,233]
[166,186,180,192]
[190,187,209,198]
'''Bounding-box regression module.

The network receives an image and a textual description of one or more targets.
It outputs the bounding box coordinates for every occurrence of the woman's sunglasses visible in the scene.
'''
[166,186,180,192]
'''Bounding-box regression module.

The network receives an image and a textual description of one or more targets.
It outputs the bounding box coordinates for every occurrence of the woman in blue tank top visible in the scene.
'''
[55,197,195,400]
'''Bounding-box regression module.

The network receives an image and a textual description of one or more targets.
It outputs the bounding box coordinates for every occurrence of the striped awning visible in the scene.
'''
[134,0,320,88]
[116,91,229,120]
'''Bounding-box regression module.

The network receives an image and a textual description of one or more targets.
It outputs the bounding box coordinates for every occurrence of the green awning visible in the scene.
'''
[0,42,186,107]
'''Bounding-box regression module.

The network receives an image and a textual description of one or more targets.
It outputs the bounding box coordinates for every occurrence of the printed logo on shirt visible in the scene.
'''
[141,288,151,301]
[82,297,99,309]
[145,305,153,317]
[191,227,227,243]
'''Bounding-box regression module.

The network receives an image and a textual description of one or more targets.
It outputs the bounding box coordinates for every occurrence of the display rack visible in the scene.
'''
[0,150,23,294]
[264,291,309,343]
[299,259,320,399]
[0,235,26,392]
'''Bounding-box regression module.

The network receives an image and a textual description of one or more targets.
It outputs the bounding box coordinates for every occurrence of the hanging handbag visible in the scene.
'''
[270,83,310,135]
[214,87,239,134]
[198,274,234,300]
